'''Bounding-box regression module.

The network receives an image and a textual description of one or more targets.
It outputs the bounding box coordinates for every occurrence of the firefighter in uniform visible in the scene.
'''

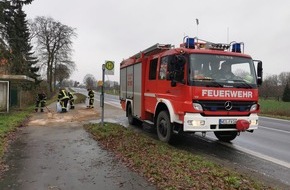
[35,91,47,112]
[58,88,69,112]
[87,88,94,108]
[68,91,75,109]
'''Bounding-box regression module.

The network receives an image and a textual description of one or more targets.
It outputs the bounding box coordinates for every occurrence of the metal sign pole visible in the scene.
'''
[101,64,105,127]
[101,60,114,127]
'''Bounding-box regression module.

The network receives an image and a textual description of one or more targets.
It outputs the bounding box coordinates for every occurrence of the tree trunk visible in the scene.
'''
[46,58,51,92]
[49,55,54,93]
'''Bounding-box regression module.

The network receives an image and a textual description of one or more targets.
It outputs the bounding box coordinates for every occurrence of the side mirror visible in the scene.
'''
[171,81,176,87]
[257,61,263,86]
[168,55,186,84]
[175,55,186,68]
[167,72,174,80]
[257,61,263,85]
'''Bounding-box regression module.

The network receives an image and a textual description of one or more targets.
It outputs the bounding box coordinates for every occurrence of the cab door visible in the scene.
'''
[144,58,158,114]
[156,56,172,98]
[156,54,187,114]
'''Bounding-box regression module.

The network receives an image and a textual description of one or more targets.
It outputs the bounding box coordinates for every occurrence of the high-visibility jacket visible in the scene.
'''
[68,92,74,100]
[88,90,94,99]
[36,93,47,103]
[58,90,69,101]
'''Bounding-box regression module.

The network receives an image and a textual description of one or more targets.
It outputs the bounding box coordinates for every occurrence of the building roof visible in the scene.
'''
[0,74,35,83]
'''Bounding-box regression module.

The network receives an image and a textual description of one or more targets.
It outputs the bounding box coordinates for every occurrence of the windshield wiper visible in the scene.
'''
[232,79,253,89]
[195,78,224,87]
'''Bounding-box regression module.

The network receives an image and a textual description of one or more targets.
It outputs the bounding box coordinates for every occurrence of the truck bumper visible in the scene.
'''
[183,113,259,132]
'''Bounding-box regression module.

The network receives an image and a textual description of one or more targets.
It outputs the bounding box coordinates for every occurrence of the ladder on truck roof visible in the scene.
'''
[132,43,173,59]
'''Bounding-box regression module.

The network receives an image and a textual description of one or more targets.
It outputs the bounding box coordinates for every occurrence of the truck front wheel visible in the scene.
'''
[214,131,238,142]
[156,111,173,143]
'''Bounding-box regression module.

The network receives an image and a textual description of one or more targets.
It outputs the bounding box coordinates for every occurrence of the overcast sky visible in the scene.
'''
[23,0,290,83]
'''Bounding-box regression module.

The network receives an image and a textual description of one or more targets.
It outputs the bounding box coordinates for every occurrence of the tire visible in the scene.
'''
[156,111,173,143]
[127,103,137,125]
[214,131,238,142]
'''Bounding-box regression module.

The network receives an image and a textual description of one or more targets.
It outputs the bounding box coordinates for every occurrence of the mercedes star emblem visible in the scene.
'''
[224,101,233,111]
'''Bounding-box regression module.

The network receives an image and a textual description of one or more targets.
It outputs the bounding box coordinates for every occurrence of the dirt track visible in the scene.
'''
[0,102,156,190]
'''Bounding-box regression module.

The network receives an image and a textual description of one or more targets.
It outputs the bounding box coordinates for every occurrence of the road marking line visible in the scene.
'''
[259,116,290,123]
[219,141,290,169]
[259,125,290,134]
[195,134,290,169]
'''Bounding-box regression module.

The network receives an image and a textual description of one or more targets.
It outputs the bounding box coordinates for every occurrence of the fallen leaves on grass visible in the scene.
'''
[84,122,275,190]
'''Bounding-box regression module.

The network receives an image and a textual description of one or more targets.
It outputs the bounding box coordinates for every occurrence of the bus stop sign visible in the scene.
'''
[105,60,114,75]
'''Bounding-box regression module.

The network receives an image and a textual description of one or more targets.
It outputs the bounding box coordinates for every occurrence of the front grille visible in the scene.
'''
[195,100,256,112]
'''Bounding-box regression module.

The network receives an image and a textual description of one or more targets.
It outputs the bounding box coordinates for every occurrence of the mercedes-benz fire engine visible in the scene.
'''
[120,37,263,143]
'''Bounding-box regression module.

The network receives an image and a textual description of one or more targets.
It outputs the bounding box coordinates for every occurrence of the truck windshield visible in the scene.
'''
[188,54,257,88]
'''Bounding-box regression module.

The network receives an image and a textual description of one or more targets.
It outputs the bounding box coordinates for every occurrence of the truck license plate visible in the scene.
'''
[219,119,237,125]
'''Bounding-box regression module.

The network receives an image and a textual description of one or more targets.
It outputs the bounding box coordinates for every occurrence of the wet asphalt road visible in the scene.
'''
[0,103,156,190]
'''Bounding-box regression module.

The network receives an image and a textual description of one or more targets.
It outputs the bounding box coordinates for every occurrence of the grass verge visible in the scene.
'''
[259,99,290,120]
[0,107,33,158]
[73,93,87,104]
[84,122,275,190]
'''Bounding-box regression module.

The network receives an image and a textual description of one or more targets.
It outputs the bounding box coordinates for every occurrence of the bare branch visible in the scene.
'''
[29,16,77,92]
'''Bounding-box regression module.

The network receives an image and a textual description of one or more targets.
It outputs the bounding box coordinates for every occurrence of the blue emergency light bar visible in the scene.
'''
[182,37,244,53]
[232,43,241,52]
[185,37,195,48]
[231,42,244,53]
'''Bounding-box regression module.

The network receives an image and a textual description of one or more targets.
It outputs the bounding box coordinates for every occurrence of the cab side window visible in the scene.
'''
[149,58,158,80]
[159,56,169,80]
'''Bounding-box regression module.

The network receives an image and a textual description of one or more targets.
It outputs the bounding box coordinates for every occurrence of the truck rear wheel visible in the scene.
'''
[156,111,173,143]
[127,103,137,125]
[214,131,238,142]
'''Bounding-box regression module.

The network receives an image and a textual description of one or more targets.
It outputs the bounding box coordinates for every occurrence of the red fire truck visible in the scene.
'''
[120,37,263,143]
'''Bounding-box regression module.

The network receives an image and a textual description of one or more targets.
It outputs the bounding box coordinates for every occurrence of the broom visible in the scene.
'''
[45,105,53,118]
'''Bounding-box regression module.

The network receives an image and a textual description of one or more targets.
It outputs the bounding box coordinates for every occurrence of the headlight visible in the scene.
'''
[250,104,257,111]
[250,119,258,125]
[193,103,203,111]
[187,120,205,127]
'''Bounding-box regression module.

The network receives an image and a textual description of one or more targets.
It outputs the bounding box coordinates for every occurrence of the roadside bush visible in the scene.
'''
[282,83,290,102]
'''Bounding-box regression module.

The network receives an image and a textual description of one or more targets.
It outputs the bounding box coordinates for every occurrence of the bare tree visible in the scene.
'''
[83,74,96,89]
[61,79,75,87]
[278,72,290,87]
[0,1,8,50]
[55,64,70,86]
[259,74,283,100]
[53,49,75,86]
[30,16,77,93]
